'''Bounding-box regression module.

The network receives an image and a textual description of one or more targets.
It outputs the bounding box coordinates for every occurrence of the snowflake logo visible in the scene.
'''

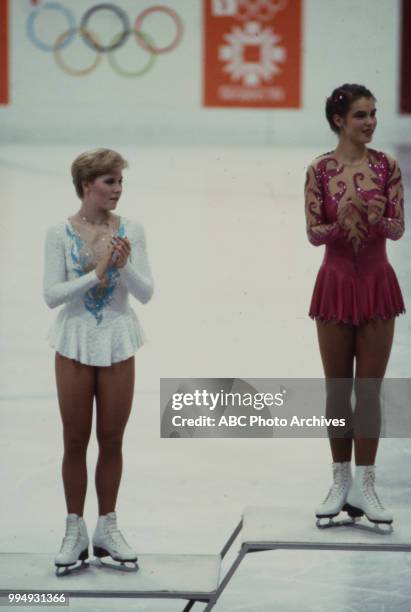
[236,0,288,22]
[219,21,286,86]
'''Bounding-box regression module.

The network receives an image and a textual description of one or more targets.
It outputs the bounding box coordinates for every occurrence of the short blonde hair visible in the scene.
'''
[71,148,128,199]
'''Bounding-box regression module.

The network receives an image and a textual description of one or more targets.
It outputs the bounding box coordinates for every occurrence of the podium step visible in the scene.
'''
[241,506,411,552]
[0,552,221,598]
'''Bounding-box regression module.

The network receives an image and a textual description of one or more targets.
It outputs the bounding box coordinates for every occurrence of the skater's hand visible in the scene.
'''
[95,243,117,281]
[337,198,359,232]
[110,236,131,269]
[337,198,368,253]
[368,194,387,225]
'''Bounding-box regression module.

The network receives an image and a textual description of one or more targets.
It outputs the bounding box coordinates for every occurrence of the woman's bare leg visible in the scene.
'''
[95,357,135,515]
[55,353,95,516]
[354,318,395,465]
[316,321,356,462]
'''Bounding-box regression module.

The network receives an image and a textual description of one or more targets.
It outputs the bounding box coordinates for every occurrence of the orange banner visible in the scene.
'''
[203,0,302,108]
[0,0,8,104]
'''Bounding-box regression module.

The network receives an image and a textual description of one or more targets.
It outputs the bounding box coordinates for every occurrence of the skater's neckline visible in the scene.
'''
[330,149,369,170]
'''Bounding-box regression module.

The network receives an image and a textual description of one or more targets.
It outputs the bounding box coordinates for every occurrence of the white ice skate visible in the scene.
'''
[55,514,89,577]
[315,462,353,528]
[92,512,138,571]
[345,465,393,526]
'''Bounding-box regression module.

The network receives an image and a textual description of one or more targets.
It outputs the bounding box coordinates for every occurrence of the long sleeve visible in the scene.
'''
[375,157,405,241]
[43,224,100,309]
[121,221,154,304]
[305,164,344,246]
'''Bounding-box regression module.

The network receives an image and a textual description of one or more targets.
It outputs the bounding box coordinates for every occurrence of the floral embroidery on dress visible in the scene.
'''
[66,222,125,325]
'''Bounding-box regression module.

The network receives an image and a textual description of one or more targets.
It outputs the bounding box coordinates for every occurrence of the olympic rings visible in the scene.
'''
[26,2,184,77]
[27,2,76,52]
[134,6,184,55]
[107,30,157,78]
[80,4,131,53]
[53,28,103,76]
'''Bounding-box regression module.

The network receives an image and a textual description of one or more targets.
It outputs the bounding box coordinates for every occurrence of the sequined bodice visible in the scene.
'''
[67,214,121,273]
[43,217,153,327]
[305,148,404,254]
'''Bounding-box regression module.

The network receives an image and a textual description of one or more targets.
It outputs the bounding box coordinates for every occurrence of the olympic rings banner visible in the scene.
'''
[203,0,302,108]
[25,0,184,78]
[0,0,8,104]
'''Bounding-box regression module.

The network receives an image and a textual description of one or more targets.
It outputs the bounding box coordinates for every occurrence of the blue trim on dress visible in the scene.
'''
[66,221,124,325]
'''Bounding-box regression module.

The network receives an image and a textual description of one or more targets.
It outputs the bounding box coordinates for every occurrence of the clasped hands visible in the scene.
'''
[367,194,387,225]
[109,236,131,268]
[96,236,131,282]
[337,194,387,232]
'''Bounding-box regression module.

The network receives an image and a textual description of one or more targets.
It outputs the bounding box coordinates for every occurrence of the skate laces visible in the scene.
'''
[363,468,385,509]
[60,521,81,551]
[323,465,351,502]
[105,518,131,549]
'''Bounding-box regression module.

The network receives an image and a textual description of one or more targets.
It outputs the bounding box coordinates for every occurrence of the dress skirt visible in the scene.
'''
[309,239,405,325]
[47,307,146,366]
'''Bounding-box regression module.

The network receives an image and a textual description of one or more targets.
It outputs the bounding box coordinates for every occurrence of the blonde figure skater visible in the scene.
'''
[305,84,405,526]
[43,149,153,574]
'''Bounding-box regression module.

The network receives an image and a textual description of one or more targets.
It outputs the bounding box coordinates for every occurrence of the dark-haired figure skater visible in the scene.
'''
[305,85,405,525]
[43,149,153,573]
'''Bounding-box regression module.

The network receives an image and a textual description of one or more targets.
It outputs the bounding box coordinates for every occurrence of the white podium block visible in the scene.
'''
[0,553,221,598]
[242,506,411,552]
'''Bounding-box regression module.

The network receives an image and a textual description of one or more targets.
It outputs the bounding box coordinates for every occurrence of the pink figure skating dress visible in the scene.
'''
[305,148,405,324]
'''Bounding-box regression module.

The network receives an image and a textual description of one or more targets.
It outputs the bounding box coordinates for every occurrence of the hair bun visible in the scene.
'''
[333,91,345,103]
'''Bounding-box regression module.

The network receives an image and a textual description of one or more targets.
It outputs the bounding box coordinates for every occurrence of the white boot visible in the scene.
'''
[346,465,393,524]
[92,512,137,563]
[315,462,352,518]
[55,514,89,573]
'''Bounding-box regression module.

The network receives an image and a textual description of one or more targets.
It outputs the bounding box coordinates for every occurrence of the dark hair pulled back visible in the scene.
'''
[325,84,376,134]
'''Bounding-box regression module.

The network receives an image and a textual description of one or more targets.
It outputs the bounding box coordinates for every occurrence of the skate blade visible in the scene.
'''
[369,523,394,534]
[316,515,393,534]
[93,545,138,570]
[93,558,139,572]
[316,516,358,529]
[55,560,89,577]
[344,504,394,532]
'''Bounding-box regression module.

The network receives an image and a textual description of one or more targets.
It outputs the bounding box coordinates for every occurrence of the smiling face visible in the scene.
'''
[333,96,377,145]
[82,169,123,211]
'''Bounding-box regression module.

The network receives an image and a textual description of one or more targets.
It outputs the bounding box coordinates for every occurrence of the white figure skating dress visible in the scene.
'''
[43,216,153,366]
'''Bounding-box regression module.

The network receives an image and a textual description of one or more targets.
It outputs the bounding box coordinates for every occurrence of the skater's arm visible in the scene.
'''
[120,221,154,304]
[305,164,344,246]
[372,156,405,241]
[43,225,100,309]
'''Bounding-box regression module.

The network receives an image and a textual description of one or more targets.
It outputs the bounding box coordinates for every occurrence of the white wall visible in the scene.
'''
[1,0,410,145]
